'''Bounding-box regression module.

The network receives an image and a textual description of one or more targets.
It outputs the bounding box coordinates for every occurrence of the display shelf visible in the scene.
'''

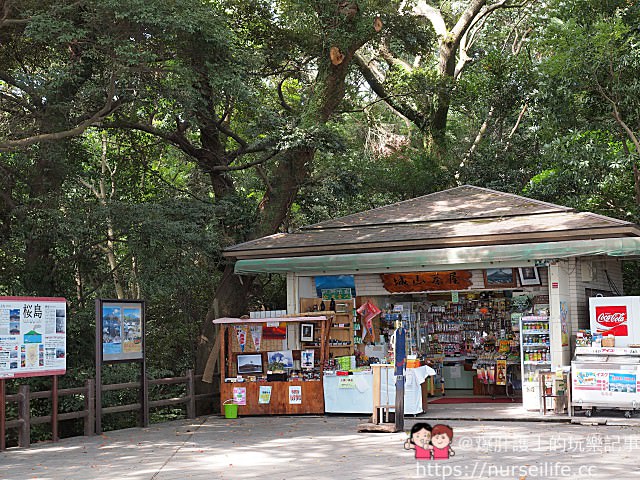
[522,343,550,347]
[524,360,551,365]
[523,330,549,334]
[301,297,355,356]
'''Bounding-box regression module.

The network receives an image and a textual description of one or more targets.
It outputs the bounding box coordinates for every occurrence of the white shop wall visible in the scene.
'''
[569,256,624,330]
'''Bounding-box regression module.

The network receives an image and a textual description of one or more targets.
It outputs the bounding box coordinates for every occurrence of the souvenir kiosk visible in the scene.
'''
[215,315,329,415]
[223,186,640,416]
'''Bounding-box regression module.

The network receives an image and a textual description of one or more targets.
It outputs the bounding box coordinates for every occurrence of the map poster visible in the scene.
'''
[0,296,66,379]
[98,299,145,363]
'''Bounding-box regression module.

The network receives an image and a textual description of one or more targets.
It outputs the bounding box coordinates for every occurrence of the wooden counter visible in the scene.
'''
[220,380,324,415]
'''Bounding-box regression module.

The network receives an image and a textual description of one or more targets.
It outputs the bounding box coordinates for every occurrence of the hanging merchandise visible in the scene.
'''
[357,300,382,342]
[250,325,262,352]
[496,359,507,386]
[235,325,247,352]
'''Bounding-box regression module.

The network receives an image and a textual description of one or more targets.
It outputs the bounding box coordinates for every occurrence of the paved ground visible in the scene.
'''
[2,406,640,479]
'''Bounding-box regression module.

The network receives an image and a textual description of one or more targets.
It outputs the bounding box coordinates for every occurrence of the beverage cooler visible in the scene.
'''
[572,347,640,418]
[520,315,552,410]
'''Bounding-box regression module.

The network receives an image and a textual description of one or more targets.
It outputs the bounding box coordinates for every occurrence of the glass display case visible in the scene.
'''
[520,315,551,410]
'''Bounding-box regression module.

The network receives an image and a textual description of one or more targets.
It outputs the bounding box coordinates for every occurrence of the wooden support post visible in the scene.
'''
[141,360,149,428]
[85,379,95,436]
[219,325,226,414]
[95,299,102,435]
[52,375,58,442]
[371,365,382,424]
[18,385,30,448]
[0,378,5,451]
[186,369,196,419]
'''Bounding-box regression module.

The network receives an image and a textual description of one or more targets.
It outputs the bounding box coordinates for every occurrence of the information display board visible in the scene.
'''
[0,296,66,378]
[97,299,144,363]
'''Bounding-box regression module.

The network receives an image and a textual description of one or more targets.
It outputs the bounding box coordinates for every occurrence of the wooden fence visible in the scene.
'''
[0,370,213,450]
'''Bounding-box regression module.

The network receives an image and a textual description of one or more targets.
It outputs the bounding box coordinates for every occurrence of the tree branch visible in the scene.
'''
[450,0,489,47]
[212,150,278,172]
[354,53,428,130]
[0,71,35,96]
[405,1,447,37]
[0,90,36,113]
[278,78,293,112]
[106,119,203,160]
[508,103,528,138]
[216,121,248,149]
[0,79,120,152]
[379,41,413,72]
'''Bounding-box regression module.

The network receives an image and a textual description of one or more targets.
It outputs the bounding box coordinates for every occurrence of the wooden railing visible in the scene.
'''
[1,370,213,450]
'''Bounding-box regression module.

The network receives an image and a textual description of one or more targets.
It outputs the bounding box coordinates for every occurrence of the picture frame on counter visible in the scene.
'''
[518,266,541,286]
[300,323,315,342]
[237,354,263,374]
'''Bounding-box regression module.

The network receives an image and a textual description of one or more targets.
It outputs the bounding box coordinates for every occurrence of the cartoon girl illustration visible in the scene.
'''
[404,422,432,460]
[430,424,455,460]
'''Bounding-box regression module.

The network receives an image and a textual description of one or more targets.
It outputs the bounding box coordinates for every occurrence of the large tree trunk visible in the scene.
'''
[24,136,68,295]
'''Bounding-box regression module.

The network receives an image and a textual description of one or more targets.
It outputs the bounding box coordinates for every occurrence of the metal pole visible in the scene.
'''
[395,375,405,432]
[52,375,58,442]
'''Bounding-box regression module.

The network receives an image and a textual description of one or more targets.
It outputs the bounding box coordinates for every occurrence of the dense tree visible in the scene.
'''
[2,0,640,415]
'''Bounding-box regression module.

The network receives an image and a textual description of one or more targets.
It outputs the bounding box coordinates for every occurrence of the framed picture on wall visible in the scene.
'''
[300,323,314,342]
[518,267,541,286]
[483,268,517,288]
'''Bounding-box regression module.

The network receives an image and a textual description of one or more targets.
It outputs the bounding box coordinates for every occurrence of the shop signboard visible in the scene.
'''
[97,299,145,363]
[0,296,66,378]
[381,271,472,293]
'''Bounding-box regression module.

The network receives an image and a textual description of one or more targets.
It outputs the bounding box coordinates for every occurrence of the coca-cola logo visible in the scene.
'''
[595,306,627,327]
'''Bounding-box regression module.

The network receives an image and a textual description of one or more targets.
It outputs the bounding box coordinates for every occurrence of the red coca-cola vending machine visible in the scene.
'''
[589,296,640,347]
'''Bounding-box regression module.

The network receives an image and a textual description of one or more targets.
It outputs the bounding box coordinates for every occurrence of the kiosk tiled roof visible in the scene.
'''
[225,185,640,259]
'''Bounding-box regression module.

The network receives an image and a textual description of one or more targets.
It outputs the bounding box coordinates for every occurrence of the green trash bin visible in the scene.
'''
[223,399,238,419]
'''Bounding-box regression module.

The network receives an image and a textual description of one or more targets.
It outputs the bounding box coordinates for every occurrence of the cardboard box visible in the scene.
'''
[602,335,615,347]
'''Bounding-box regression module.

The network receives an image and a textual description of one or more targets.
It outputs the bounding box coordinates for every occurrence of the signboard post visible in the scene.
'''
[95,299,146,434]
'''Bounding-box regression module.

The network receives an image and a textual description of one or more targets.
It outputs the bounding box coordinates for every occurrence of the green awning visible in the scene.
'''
[234,238,640,274]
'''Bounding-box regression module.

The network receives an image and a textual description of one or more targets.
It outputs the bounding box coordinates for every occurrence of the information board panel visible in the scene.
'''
[0,296,66,378]
[98,300,144,363]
